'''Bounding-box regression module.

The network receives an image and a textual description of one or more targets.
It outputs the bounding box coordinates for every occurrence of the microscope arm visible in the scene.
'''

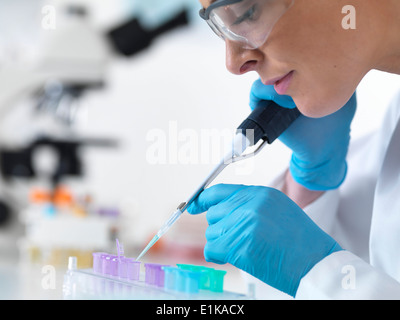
[0,67,46,119]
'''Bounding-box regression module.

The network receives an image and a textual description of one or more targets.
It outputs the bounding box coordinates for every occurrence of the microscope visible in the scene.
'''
[0,2,192,266]
[0,1,191,228]
[0,3,112,226]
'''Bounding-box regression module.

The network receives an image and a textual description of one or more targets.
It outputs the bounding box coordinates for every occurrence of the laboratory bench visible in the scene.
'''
[0,252,248,300]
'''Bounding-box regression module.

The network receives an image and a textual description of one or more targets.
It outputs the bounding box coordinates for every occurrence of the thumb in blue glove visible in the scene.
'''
[250,79,357,191]
[187,184,342,298]
[250,78,297,110]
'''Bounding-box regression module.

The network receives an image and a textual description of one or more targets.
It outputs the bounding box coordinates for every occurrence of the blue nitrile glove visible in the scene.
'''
[250,79,357,191]
[187,184,342,297]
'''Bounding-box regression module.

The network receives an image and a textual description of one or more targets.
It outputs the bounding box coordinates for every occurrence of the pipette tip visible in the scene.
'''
[136,234,159,261]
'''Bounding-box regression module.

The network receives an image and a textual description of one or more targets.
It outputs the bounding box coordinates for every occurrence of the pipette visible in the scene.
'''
[136,100,301,261]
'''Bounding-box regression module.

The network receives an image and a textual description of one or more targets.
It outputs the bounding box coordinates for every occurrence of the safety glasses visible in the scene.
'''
[200,0,294,49]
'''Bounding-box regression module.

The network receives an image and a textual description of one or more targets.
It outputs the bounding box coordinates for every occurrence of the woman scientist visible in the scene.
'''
[187,0,400,299]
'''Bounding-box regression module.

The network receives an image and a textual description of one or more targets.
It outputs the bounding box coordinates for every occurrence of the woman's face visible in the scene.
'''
[200,0,381,117]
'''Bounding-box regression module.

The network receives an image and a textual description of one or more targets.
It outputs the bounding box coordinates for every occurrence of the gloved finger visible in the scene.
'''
[204,239,227,265]
[204,223,249,265]
[186,184,247,215]
[205,209,243,242]
[205,216,232,241]
[205,223,220,243]
[205,187,255,225]
[250,79,297,110]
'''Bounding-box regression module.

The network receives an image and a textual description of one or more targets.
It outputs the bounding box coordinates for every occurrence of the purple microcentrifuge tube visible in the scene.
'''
[125,259,141,281]
[118,258,140,280]
[145,263,167,287]
[102,255,118,276]
[92,252,107,274]
[110,257,119,276]
[101,254,111,275]
[118,258,128,279]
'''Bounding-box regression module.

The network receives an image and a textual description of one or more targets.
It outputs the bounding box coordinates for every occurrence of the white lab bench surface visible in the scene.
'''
[0,257,64,299]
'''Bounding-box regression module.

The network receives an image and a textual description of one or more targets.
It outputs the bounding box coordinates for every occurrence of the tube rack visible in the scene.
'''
[63,256,248,300]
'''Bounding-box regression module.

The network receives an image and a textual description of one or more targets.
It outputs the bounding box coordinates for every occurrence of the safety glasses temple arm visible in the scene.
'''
[199,0,244,20]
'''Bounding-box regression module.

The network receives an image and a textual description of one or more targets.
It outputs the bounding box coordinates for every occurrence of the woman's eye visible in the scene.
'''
[233,4,259,25]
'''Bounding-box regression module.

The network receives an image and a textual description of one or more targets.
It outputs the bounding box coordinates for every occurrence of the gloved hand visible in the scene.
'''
[187,184,342,297]
[250,79,357,191]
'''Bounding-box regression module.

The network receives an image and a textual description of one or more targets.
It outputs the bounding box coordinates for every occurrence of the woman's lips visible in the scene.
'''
[263,71,294,95]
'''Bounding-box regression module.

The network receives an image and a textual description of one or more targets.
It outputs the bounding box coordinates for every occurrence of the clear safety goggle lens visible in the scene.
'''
[202,0,294,49]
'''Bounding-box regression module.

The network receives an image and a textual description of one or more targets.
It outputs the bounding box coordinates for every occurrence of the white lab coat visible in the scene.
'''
[248,89,400,300]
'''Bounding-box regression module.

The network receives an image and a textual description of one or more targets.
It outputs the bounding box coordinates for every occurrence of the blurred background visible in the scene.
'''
[0,0,398,299]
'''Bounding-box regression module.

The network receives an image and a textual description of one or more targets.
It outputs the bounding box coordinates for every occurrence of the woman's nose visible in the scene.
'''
[225,40,259,75]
